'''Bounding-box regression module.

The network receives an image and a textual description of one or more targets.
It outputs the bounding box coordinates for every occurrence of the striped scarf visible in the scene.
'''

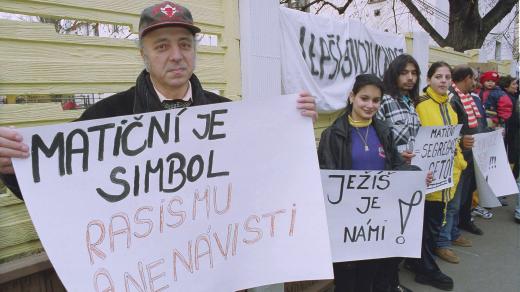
[451,82,481,128]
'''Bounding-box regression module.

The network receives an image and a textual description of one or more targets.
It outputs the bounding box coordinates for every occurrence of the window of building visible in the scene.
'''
[495,41,502,60]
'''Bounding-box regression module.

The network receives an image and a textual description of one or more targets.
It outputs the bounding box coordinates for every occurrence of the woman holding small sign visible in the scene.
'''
[404,61,467,291]
[318,74,428,292]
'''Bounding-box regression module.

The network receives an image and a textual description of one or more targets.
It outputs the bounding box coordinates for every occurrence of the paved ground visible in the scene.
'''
[400,196,520,292]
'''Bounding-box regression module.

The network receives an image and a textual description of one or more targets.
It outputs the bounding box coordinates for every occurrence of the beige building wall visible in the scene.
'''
[0,0,241,99]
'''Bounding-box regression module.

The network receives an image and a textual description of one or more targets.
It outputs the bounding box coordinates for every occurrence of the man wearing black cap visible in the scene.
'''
[0,1,317,199]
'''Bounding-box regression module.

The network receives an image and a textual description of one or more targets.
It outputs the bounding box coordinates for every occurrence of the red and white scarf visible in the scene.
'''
[451,82,481,128]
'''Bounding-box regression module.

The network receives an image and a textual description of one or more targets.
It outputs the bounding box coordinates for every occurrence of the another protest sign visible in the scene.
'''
[279,7,405,112]
[473,130,518,207]
[12,95,333,292]
[321,170,427,262]
[411,125,462,193]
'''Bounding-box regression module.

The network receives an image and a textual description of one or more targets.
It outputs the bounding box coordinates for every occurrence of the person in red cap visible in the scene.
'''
[475,70,513,128]
[0,1,318,200]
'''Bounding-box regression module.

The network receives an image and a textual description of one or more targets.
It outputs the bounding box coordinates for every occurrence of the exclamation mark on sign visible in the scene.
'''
[489,156,497,170]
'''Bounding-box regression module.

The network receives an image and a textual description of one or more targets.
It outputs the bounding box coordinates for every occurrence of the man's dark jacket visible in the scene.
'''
[448,88,488,136]
[448,87,489,163]
[1,70,230,200]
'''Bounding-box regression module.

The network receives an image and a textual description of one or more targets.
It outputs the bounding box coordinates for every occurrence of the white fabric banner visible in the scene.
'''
[472,130,518,207]
[12,95,333,292]
[321,170,427,262]
[279,7,406,112]
[411,125,462,193]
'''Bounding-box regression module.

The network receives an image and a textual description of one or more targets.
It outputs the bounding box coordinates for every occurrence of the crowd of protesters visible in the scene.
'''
[319,55,519,292]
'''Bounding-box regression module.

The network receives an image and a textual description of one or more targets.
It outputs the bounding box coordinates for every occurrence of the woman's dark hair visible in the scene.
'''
[498,75,516,91]
[346,74,383,113]
[423,61,452,92]
[383,54,421,102]
[427,61,451,79]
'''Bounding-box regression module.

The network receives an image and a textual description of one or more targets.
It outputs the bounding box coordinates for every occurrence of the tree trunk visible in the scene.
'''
[445,0,483,51]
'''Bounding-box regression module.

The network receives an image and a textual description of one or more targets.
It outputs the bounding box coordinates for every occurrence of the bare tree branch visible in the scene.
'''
[392,0,398,33]
[301,0,321,11]
[480,0,518,43]
[400,0,447,47]
[316,2,327,14]
[280,0,517,52]
[287,0,354,14]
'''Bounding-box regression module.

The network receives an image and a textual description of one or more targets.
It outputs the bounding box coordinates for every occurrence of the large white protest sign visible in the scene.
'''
[321,170,426,262]
[12,95,333,292]
[279,7,405,112]
[411,125,462,193]
[473,130,518,207]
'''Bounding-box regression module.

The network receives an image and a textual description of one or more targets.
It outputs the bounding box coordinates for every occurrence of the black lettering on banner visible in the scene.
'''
[344,219,386,243]
[31,132,65,183]
[488,156,497,169]
[350,38,360,74]
[65,129,89,175]
[96,166,130,203]
[329,35,341,80]
[299,26,307,60]
[187,155,204,182]
[175,108,187,143]
[121,116,146,157]
[31,106,233,204]
[327,174,345,204]
[113,120,125,157]
[164,152,187,193]
[376,174,391,190]
[147,114,170,148]
[309,32,319,76]
[359,40,369,73]
[207,150,229,178]
[428,158,454,186]
[133,165,140,197]
[94,150,230,202]
[319,37,331,79]
[356,196,381,214]
[358,175,371,189]
[396,190,423,244]
[209,110,227,140]
[298,25,405,81]
[192,109,228,140]
[341,38,353,78]
[144,159,164,194]
[88,123,115,162]
[327,173,392,205]
[192,113,211,140]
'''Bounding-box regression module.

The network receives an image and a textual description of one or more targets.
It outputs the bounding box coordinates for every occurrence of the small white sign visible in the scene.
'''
[321,170,427,262]
[473,130,518,207]
[411,125,462,193]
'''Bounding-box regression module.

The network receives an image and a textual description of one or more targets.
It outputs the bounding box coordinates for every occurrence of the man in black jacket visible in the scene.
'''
[445,65,486,240]
[0,1,317,199]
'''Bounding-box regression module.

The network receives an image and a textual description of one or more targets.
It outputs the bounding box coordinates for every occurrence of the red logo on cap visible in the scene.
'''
[161,4,177,17]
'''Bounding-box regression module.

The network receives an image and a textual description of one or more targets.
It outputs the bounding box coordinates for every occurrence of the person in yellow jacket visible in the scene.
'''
[405,61,467,292]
